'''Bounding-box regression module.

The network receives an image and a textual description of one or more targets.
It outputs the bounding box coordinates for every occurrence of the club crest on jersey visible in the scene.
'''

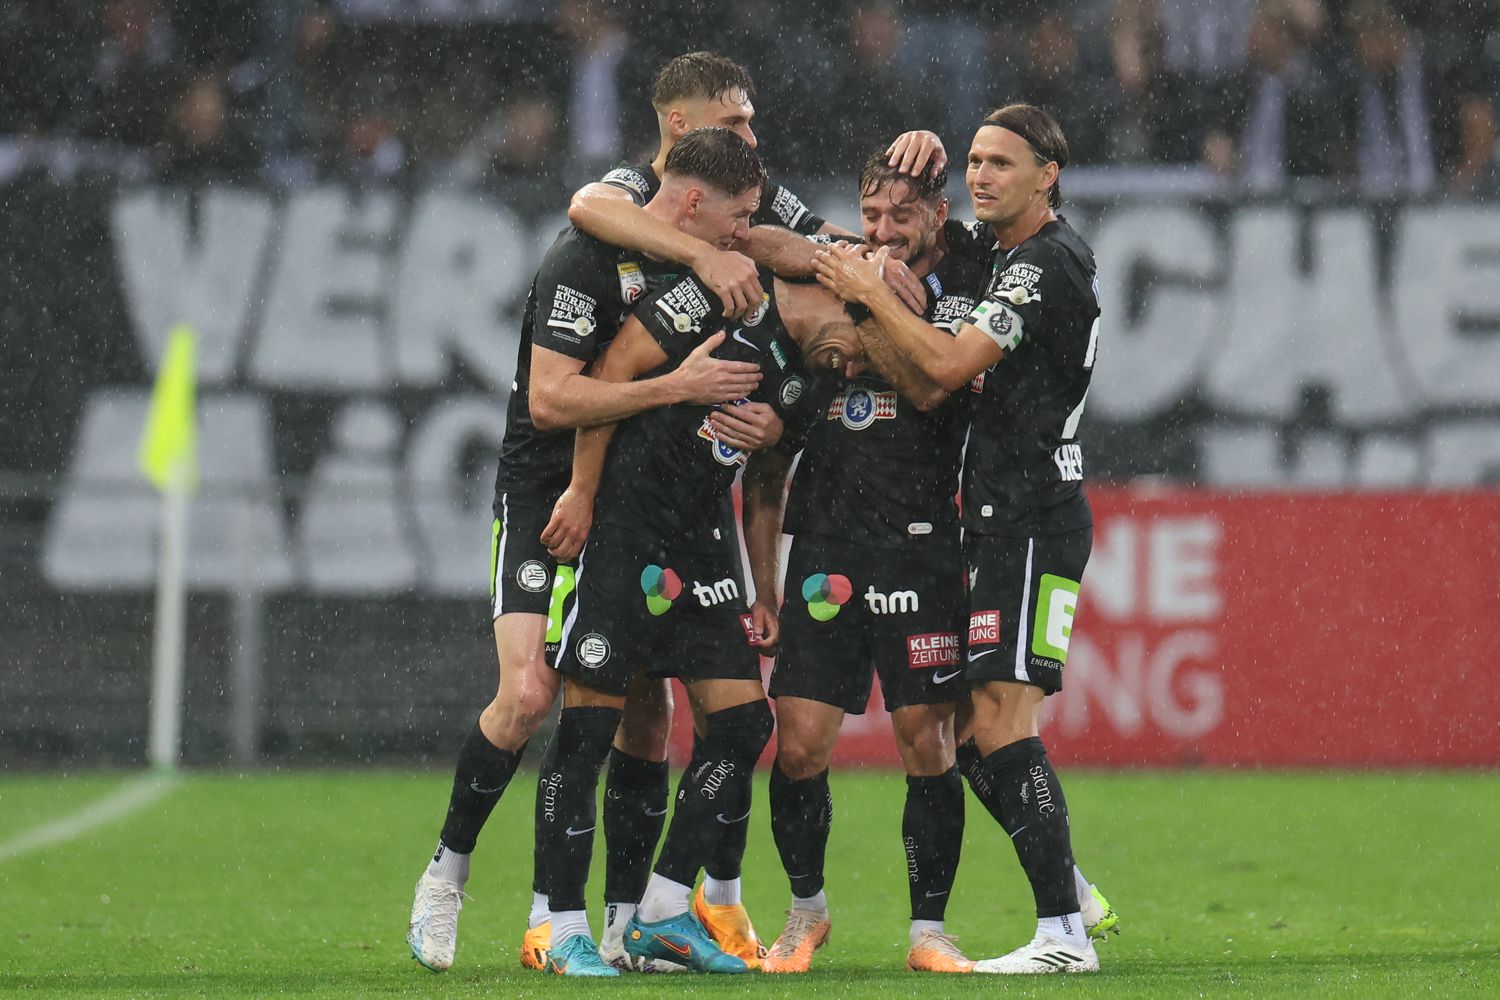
[826,386,897,430]
[617,261,646,304]
[576,633,611,668]
[779,376,806,407]
[696,408,749,466]
[743,292,770,327]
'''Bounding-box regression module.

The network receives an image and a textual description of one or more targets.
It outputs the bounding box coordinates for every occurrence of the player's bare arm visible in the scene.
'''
[528,331,759,433]
[568,182,763,318]
[814,243,1000,392]
[538,318,676,560]
[853,317,949,412]
[741,446,794,654]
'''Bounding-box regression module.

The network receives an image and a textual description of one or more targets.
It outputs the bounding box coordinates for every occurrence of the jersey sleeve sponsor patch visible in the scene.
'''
[652,278,714,336]
[600,166,652,204]
[970,298,1023,352]
[768,185,811,231]
[930,294,976,334]
[544,283,600,343]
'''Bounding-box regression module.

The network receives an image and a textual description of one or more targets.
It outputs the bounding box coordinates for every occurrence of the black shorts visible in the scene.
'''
[963,527,1092,695]
[771,533,967,714]
[489,495,577,663]
[555,523,762,697]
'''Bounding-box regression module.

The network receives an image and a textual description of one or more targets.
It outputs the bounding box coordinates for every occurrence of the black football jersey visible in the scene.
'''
[492,227,681,509]
[960,216,1101,537]
[591,270,825,550]
[600,160,826,235]
[783,249,991,548]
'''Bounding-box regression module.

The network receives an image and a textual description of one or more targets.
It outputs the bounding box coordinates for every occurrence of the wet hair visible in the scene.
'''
[652,51,756,110]
[980,103,1070,209]
[858,146,948,205]
[663,126,767,197]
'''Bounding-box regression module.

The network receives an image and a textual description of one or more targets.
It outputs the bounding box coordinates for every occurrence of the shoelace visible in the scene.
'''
[914,929,967,959]
[771,909,826,955]
[417,882,469,945]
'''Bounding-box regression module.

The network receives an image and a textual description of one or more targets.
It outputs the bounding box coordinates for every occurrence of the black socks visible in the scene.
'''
[769,762,833,900]
[903,768,964,921]
[438,720,526,854]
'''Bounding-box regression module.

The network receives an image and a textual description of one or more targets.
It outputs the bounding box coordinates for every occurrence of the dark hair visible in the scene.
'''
[652,51,757,110]
[858,145,947,205]
[663,126,767,196]
[981,103,1069,209]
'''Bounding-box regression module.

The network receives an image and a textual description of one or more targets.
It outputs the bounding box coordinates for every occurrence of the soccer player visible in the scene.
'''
[405,128,772,975]
[537,127,840,977]
[552,48,945,964]
[569,51,949,314]
[812,103,1116,974]
[761,150,990,975]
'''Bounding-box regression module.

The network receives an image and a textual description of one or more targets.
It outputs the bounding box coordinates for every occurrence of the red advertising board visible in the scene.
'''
[669,490,1500,768]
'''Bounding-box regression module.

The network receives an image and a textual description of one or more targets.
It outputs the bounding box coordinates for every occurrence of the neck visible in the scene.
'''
[991,203,1055,250]
[906,244,944,280]
[650,130,673,179]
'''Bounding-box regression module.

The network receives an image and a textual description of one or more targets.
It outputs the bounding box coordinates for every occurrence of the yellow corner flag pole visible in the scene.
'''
[140,325,198,773]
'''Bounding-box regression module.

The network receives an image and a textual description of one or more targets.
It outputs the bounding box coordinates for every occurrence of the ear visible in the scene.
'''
[1038,161,1059,198]
[666,108,688,140]
[684,186,704,216]
[934,196,950,228]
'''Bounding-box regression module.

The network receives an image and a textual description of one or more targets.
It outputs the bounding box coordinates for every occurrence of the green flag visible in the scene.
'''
[138,325,198,493]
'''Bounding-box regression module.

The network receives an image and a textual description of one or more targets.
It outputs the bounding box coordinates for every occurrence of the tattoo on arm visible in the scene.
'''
[857,319,947,406]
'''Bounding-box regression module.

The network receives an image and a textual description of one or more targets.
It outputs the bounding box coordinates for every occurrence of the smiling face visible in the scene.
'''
[860,177,946,273]
[965,124,1056,230]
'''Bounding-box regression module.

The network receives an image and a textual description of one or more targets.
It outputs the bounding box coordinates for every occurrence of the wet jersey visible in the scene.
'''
[492,226,680,509]
[783,249,991,548]
[600,160,826,235]
[592,270,825,550]
[959,216,1101,537]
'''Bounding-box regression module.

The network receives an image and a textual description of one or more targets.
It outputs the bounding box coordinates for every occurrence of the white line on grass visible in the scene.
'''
[0,773,178,863]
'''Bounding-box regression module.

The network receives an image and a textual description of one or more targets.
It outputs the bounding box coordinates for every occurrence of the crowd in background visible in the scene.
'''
[2,0,1497,197]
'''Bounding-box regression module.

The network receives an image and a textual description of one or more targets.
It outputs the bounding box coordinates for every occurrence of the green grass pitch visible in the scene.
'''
[1,769,1497,997]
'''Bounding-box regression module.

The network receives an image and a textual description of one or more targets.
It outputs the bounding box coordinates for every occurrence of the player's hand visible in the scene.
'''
[695,247,763,318]
[539,486,593,561]
[707,400,783,451]
[672,331,762,403]
[886,130,948,178]
[748,600,780,655]
[813,243,889,308]
[881,256,927,315]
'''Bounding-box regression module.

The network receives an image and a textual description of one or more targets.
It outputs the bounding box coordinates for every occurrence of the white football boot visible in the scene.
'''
[973,931,1099,974]
[407,872,466,972]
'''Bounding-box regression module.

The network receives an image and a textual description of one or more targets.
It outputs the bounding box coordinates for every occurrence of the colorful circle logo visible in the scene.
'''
[640,564,683,616]
[801,572,853,621]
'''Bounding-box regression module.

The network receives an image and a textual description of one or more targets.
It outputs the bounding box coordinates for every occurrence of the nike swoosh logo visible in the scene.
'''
[644,806,668,817]
[731,328,760,351]
[654,935,692,957]
[470,782,505,794]
[565,825,595,837]
[924,890,949,898]
[715,810,752,825]
[967,648,997,662]
[932,669,962,684]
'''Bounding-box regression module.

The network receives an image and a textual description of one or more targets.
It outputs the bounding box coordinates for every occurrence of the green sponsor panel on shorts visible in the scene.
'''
[546,565,576,644]
[1031,573,1080,663]
[488,518,501,598]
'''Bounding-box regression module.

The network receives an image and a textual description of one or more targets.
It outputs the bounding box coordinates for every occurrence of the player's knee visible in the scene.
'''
[704,699,775,764]
[774,739,831,780]
[897,728,952,775]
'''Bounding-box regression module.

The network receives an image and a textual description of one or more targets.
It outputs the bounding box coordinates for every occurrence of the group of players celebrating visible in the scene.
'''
[406,50,1117,978]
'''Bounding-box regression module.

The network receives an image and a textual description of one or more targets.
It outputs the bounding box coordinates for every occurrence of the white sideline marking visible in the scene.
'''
[0,774,178,863]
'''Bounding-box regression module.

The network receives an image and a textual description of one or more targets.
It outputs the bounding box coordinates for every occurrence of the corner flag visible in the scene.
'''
[138,324,198,493]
